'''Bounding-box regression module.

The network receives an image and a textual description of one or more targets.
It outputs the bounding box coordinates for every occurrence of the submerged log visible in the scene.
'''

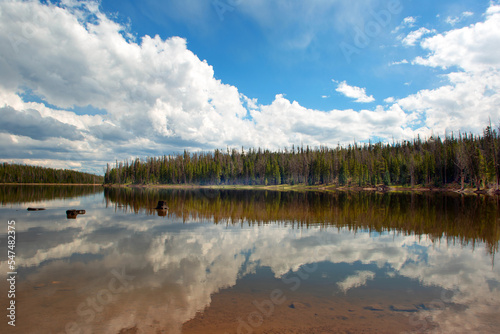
[27,208,46,211]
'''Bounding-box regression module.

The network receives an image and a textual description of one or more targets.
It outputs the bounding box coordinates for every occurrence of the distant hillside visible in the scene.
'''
[0,163,104,184]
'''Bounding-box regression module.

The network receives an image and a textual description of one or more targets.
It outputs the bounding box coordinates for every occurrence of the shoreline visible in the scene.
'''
[2,182,498,195]
[0,183,104,186]
[103,183,500,196]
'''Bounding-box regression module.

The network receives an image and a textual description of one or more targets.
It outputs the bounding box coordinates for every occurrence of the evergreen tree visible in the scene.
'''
[103,125,500,191]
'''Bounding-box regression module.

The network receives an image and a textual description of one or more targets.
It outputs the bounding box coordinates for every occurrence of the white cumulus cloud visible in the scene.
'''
[0,0,421,173]
[392,16,417,33]
[415,6,500,71]
[335,80,375,103]
[0,0,497,174]
[398,4,500,135]
[402,27,436,46]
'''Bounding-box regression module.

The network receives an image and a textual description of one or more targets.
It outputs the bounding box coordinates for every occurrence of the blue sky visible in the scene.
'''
[1,0,500,173]
[104,1,489,107]
[100,0,488,110]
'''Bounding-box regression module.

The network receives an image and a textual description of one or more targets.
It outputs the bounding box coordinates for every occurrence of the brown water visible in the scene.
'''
[0,186,499,334]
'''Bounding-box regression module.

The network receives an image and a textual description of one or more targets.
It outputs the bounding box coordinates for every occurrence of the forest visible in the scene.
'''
[0,163,104,184]
[105,125,500,190]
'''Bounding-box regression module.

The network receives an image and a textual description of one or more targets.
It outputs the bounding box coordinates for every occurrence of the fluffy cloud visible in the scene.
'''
[0,0,498,174]
[415,6,500,71]
[253,94,411,146]
[0,0,417,173]
[445,11,474,26]
[402,27,435,46]
[0,106,83,141]
[0,0,257,165]
[398,71,500,134]
[392,16,417,34]
[395,5,500,134]
[403,16,417,26]
[335,80,375,103]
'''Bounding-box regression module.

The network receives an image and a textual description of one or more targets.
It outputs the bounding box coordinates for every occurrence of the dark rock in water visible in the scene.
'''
[155,201,169,210]
[27,208,46,211]
[390,304,419,312]
[66,209,86,219]
[288,302,308,309]
[118,326,139,334]
[364,305,384,311]
[66,210,78,219]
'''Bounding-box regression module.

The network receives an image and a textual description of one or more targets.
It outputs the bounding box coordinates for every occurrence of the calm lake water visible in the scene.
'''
[1,185,499,334]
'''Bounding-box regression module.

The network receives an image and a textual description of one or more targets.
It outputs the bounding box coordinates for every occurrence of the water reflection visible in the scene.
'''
[105,187,500,254]
[0,184,103,205]
[0,187,498,334]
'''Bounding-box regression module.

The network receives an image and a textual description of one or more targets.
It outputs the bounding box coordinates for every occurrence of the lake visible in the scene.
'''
[0,185,499,333]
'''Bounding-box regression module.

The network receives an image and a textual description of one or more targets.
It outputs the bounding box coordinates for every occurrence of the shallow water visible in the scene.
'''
[0,186,499,333]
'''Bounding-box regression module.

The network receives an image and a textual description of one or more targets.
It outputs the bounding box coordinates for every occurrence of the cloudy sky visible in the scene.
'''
[1,0,500,174]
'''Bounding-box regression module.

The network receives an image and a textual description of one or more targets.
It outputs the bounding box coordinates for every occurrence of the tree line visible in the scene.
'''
[105,125,500,190]
[0,163,104,184]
